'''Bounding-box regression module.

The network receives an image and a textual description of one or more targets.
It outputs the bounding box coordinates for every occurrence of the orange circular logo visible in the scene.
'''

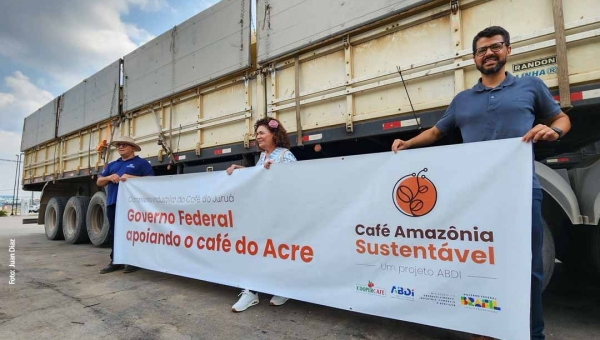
[393,168,437,217]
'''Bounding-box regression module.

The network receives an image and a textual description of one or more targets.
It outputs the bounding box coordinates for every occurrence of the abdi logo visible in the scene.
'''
[393,168,437,217]
[391,286,415,297]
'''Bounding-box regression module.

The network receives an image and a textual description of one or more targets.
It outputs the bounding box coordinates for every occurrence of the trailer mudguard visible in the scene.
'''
[535,161,583,225]
[568,159,600,225]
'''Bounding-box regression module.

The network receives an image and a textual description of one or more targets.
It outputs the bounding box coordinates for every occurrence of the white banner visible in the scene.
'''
[115,138,532,339]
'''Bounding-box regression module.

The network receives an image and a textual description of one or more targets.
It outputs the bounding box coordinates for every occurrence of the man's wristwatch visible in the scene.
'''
[551,126,563,138]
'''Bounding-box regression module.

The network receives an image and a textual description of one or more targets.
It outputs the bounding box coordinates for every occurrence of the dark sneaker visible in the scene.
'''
[99,263,124,274]
[123,265,139,273]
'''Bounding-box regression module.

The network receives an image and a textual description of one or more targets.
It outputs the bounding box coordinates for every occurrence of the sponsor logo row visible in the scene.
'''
[356,281,501,312]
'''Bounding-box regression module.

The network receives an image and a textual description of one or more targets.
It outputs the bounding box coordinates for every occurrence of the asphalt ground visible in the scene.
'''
[1,216,599,340]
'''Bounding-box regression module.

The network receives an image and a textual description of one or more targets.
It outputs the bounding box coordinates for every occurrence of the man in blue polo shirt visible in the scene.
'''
[97,136,154,274]
[391,26,571,340]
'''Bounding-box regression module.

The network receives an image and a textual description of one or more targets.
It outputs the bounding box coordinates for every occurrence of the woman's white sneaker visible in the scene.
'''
[232,289,259,312]
[269,295,289,306]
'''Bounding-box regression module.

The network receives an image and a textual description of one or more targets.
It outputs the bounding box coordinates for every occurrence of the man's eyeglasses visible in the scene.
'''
[474,42,508,57]
[115,143,130,148]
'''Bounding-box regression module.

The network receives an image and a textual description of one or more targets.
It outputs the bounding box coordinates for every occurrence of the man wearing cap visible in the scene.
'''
[97,136,154,274]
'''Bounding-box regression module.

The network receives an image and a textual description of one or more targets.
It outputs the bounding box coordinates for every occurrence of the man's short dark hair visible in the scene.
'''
[472,26,510,54]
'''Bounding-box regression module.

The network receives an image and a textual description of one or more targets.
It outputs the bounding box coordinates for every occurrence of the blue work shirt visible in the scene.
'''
[100,156,154,206]
[435,72,561,188]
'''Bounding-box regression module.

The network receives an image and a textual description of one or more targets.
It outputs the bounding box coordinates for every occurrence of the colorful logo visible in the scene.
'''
[393,168,437,217]
[356,281,386,297]
[390,286,415,298]
[461,295,501,311]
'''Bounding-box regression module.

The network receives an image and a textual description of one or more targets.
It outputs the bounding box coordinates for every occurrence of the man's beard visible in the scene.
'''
[476,55,506,75]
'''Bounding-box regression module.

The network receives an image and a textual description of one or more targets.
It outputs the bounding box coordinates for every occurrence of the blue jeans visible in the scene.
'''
[531,188,545,340]
[106,204,116,261]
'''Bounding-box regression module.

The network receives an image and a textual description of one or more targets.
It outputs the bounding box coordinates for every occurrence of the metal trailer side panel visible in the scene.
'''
[266,0,600,137]
[57,60,120,137]
[21,111,40,152]
[22,140,61,185]
[131,75,260,161]
[256,0,433,64]
[21,99,57,151]
[38,100,58,144]
[266,3,455,134]
[123,0,252,112]
[22,120,126,185]
[462,0,600,88]
[61,122,115,177]
[58,82,85,137]
[20,0,600,186]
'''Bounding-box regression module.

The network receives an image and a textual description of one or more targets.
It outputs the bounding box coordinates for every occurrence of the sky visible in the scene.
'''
[0,0,222,200]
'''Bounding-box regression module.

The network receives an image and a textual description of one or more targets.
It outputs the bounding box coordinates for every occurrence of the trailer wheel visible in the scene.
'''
[552,225,598,278]
[542,219,556,291]
[590,227,600,278]
[44,197,68,240]
[63,196,91,244]
[87,192,110,246]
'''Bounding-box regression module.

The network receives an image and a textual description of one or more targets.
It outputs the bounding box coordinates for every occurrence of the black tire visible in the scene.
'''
[556,226,592,274]
[542,219,556,291]
[63,196,91,244]
[87,191,110,246]
[548,216,572,264]
[44,197,68,240]
[590,227,600,278]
